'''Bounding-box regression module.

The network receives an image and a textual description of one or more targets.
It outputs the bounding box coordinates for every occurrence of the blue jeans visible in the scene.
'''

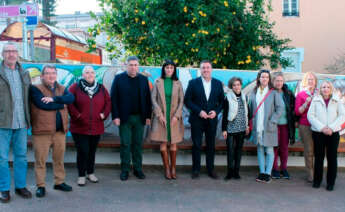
[0,128,28,191]
[257,145,274,175]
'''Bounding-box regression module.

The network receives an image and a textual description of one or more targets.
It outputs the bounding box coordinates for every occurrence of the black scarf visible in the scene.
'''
[235,92,241,97]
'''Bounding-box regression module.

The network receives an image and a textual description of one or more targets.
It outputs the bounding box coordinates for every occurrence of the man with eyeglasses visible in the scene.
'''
[30,65,74,198]
[0,43,32,203]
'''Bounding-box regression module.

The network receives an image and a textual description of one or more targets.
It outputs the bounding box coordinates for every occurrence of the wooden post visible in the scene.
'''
[50,35,56,62]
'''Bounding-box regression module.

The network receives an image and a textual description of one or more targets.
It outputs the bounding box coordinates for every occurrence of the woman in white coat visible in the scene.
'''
[307,81,345,191]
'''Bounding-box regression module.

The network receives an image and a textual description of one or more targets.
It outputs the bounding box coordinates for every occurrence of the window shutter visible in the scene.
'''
[283,0,290,16]
[291,0,299,16]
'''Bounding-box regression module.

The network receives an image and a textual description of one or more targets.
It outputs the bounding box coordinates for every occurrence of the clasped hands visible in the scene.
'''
[199,110,216,119]
[321,126,333,136]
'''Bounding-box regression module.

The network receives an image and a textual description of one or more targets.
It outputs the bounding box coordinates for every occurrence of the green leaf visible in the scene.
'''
[90,0,292,69]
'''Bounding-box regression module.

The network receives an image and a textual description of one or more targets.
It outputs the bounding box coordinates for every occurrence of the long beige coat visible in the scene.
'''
[150,78,184,144]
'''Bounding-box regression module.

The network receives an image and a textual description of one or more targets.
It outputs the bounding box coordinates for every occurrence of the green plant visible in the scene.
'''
[88,0,291,69]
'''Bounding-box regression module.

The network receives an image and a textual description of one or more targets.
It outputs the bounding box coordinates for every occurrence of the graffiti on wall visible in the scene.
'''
[23,63,345,143]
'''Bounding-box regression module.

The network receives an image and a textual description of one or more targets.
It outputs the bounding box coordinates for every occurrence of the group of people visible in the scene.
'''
[0,43,112,202]
[1,42,344,204]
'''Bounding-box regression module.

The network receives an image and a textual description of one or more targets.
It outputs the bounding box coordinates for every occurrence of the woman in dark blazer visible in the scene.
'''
[68,66,111,186]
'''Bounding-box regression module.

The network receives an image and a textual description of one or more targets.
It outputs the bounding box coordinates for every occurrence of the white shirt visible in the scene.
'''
[201,77,211,101]
[255,86,269,135]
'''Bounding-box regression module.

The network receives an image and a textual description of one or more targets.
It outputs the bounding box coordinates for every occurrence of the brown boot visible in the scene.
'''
[170,150,177,179]
[160,150,171,179]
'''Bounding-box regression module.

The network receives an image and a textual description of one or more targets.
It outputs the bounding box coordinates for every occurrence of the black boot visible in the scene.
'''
[224,168,233,180]
[225,136,234,180]
[233,168,241,179]
[233,133,244,180]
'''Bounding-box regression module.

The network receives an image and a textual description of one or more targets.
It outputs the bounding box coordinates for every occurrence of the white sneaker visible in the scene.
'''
[77,177,86,186]
[87,174,99,183]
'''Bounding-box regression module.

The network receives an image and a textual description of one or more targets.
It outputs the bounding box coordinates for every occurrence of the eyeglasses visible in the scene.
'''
[3,50,18,54]
[42,71,57,75]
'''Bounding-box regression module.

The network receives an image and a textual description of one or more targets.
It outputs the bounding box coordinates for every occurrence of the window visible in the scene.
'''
[283,0,299,17]
[281,48,304,73]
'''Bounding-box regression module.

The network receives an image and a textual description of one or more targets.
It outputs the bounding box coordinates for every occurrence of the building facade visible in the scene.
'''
[51,12,113,65]
[271,0,345,74]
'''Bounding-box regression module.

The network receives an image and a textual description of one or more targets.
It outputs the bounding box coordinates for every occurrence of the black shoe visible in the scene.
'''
[15,187,32,199]
[133,170,146,179]
[271,170,280,179]
[281,170,290,180]
[36,187,45,198]
[191,172,199,179]
[54,183,72,192]
[0,191,10,203]
[326,184,334,191]
[264,174,272,183]
[224,171,233,180]
[256,173,265,183]
[233,172,241,180]
[312,182,320,188]
[120,171,129,181]
[208,171,219,180]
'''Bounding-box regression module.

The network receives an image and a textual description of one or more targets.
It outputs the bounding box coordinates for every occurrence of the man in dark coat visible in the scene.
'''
[184,60,224,179]
[110,56,152,181]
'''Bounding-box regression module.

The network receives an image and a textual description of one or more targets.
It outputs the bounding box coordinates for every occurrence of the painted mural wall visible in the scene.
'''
[23,63,345,144]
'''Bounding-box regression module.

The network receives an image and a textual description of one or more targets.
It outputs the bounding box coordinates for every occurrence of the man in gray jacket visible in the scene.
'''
[0,43,32,203]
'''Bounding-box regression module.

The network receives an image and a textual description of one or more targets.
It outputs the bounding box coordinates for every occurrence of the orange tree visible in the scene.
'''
[88,0,291,69]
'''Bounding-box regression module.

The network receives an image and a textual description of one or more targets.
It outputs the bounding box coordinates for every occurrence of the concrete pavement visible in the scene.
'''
[1,166,345,212]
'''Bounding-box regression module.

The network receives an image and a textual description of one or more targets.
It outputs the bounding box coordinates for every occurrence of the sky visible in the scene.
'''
[55,0,102,15]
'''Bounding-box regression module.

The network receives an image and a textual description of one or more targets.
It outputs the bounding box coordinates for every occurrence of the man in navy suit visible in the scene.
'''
[184,60,224,179]
[110,56,152,181]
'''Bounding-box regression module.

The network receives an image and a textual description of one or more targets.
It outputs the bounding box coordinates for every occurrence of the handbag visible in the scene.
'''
[248,88,274,133]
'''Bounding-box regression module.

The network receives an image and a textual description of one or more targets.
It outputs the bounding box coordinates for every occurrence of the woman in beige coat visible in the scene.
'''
[150,60,184,180]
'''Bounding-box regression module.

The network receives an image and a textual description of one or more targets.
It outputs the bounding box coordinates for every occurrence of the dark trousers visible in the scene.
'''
[72,133,100,177]
[226,131,245,174]
[311,131,339,186]
[191,119,217,174]
[119,115,144,172]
